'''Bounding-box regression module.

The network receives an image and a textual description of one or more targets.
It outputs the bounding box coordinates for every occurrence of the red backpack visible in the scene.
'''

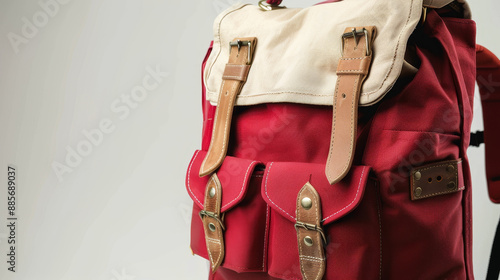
[186,0,500,279]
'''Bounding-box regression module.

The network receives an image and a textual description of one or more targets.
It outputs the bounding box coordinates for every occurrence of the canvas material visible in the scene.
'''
[187,8,476,279]
[204,0,423,107]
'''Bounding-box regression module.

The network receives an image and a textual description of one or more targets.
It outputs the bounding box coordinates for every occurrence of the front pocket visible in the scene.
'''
[186,150,267,273]
[262,162,381,280]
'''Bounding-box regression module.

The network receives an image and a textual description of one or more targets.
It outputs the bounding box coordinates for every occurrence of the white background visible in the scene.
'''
[0,0,498,279]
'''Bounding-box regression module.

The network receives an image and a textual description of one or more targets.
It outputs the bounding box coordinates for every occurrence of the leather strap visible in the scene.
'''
[199,37,257,177]
[199,173,225,272]
[325,26,375,185]
[295,182,326,280]
[476,45,500,204]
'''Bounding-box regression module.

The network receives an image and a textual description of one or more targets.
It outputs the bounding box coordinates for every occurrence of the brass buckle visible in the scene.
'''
[294,221,327,244]
[229,40,254,65]
[258,0,286,11]
[341,27,371,56]
[199,210,226,231]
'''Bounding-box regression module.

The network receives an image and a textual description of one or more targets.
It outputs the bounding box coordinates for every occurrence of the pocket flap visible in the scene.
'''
[186,150,261,212]
[262,162,372,225]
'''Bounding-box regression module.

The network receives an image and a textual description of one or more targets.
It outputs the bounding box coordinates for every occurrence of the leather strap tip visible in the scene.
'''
[325,170,347,185]
[199,160,219,177]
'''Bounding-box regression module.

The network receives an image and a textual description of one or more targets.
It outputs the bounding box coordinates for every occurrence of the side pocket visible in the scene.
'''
[262,162,381,280]
[186,150,267,272]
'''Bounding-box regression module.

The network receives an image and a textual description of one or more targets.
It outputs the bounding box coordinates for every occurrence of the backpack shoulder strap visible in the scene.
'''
[476,44,500,204]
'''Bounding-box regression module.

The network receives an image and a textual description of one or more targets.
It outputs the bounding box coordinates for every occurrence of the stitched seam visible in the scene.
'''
[226,64,247,68]
[322,167,366,222]
[312,186,323,280]
[187,151,203,206]
[341,57,365,60]
[299,255,325,261]
[300,258,324,263]
[223,75,244,80]
[211,175,223,269]
[200,78,226,173]
[204,80,238,174]
[207,1,417,103]
[236,91,331,97]
[206,237,221,243]
[264,163,295,220]
[262,205,269,270]
[326,75,342,182]
[222,161,257,210]
[337,70,366,73]
[364,0,415,97]
[205,4,248,92]
[337,75,359,179]
[296,187,306,279]
[297,185,323,280]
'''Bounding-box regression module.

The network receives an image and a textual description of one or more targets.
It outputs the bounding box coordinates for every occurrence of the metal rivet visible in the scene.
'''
[208,223,216,232]
[414,171,422,181]
[447,165,455,173]
[301,197,312,210]
[304,236,314,247]
[447,181,456,190]
[209,187,216,198]
[414,187,423,197]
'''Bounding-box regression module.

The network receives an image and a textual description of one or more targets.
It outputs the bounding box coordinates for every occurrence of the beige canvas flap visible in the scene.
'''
[204,0,425,106]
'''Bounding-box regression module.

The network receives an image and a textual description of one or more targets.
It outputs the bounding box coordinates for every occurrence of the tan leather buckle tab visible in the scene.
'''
[410,159,464,201]
[222,64,251,82]
[337,56,372,75]
[199,37,257,177]
[325,26,376,185]
[295,182,326,280]
[200,173,225,272]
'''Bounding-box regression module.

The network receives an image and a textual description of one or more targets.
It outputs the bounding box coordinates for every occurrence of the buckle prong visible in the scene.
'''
[341,28,371,56]
[199,210,226,231]
[294,221,327,244]
[229,40,253,64]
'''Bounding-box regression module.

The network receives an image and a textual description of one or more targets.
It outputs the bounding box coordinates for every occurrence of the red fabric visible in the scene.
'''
[262,162,371,224]
[188,9,477,280]
[476,45,500,203]
[266,0,282,5]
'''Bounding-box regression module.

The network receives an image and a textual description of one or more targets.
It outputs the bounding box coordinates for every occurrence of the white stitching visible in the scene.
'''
[191,150,258,211]
[199,78,226,174]
[221,161,257,210]
[322,167,367,222]
[226,64,247,68]
[264,162,295,220]
[299,255,326,261]
[206,239,221,244]
[326,75,342,182]
[187,151,203,207]
[223,75,245,80]
[340,57,365,60]
[262,205,269,270]
[263,163,368,223]
[206,1,418,103]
